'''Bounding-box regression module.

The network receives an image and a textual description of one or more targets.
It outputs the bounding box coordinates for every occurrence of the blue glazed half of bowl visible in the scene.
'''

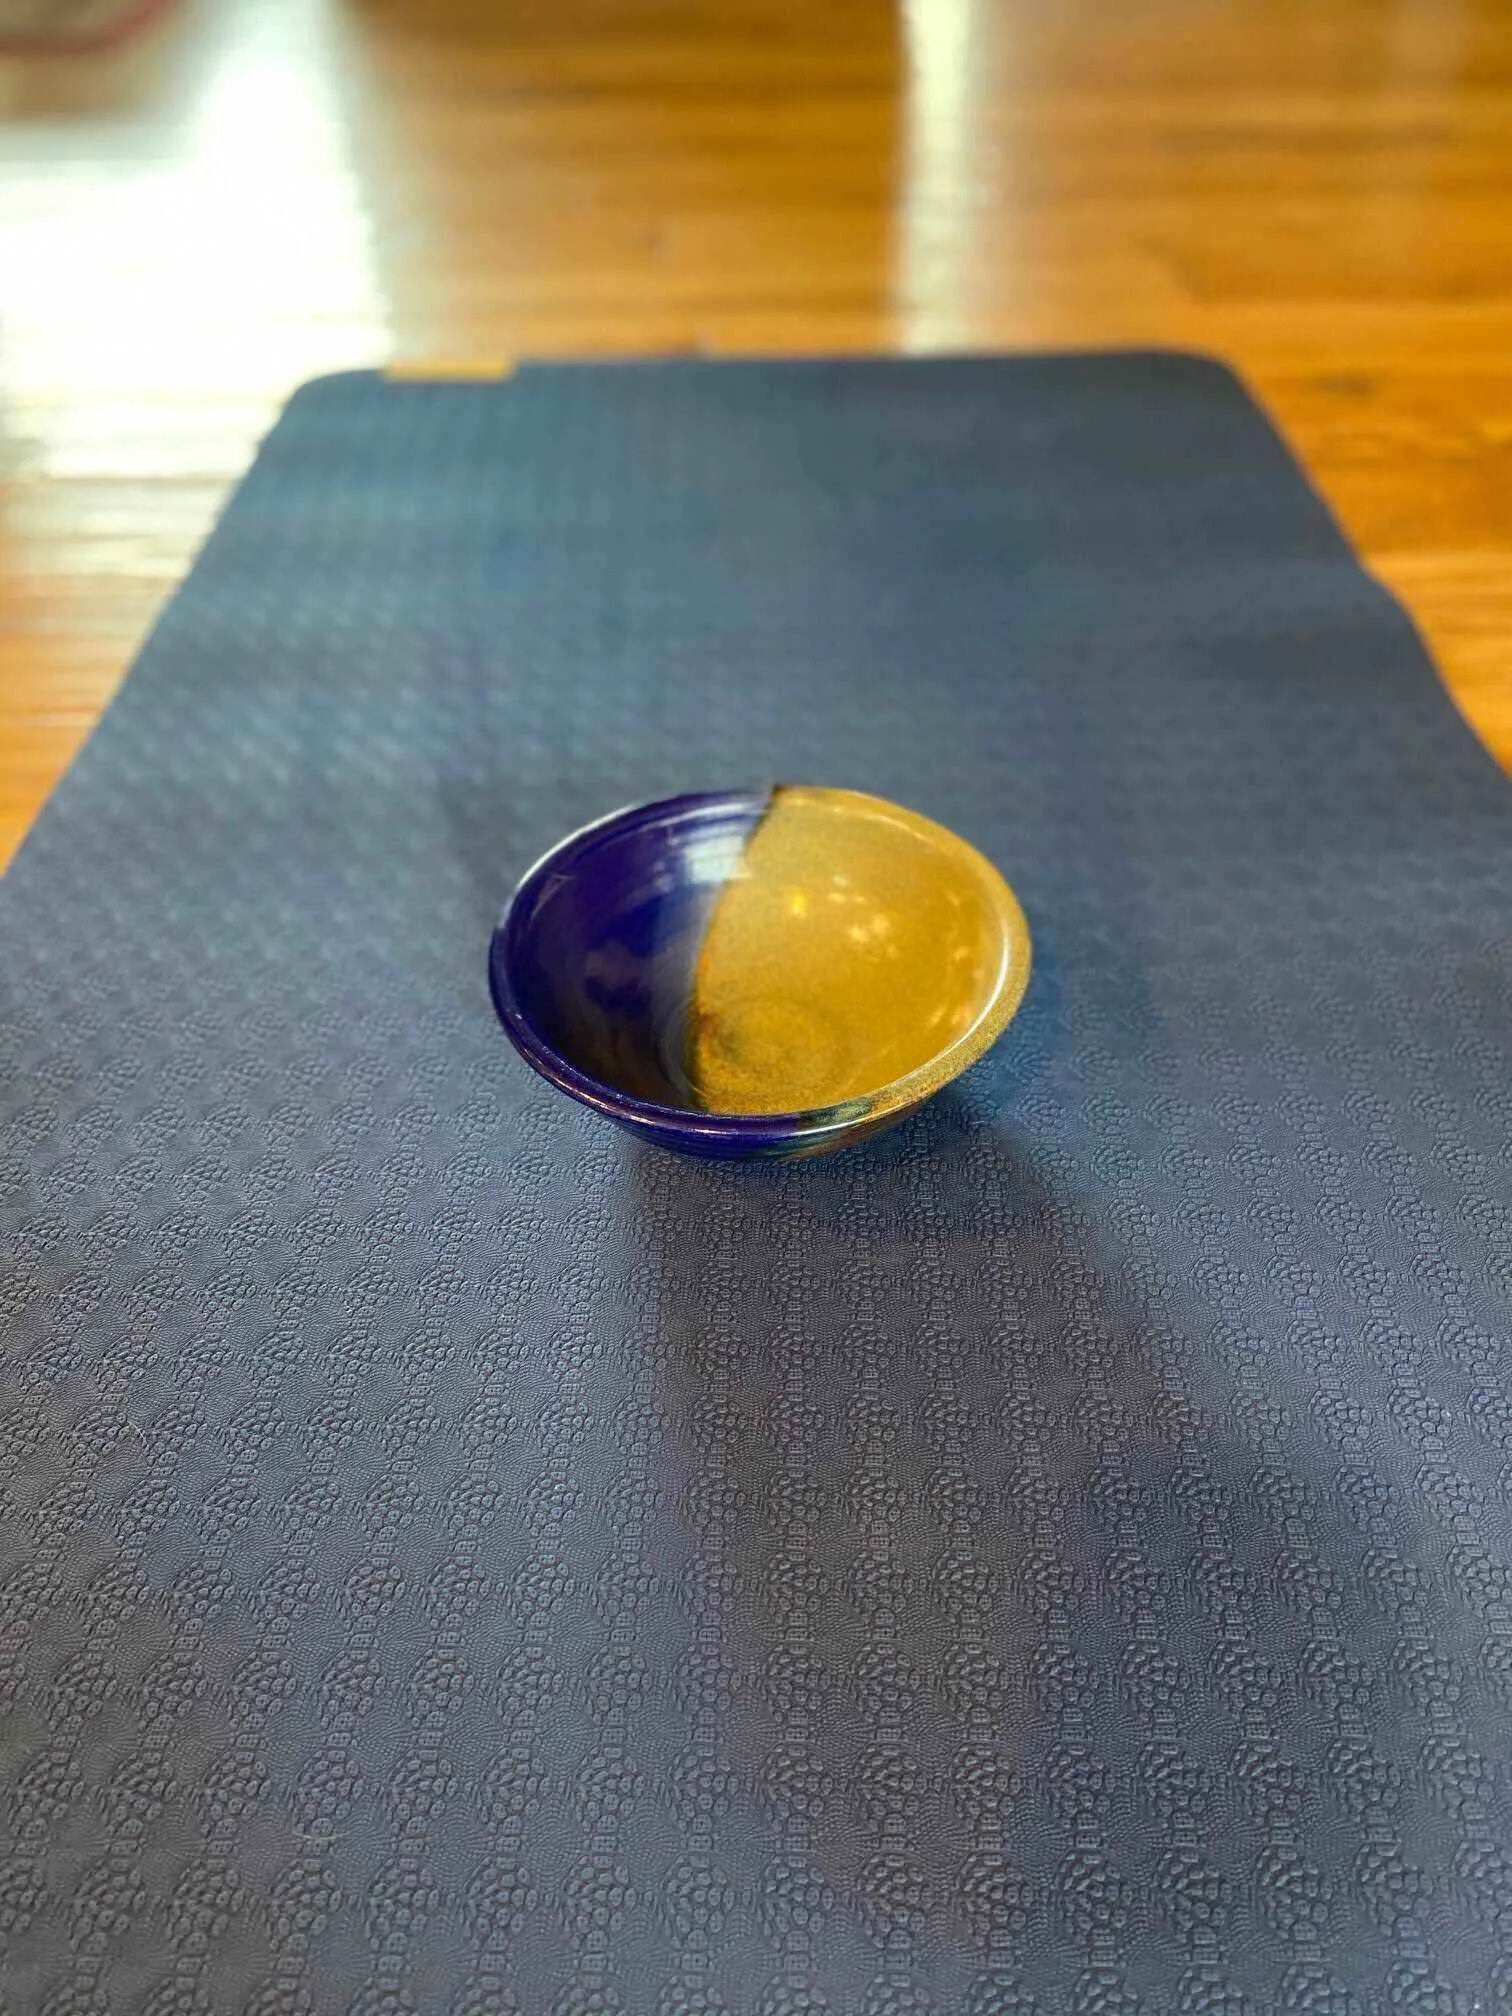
[488,787,1032,1160]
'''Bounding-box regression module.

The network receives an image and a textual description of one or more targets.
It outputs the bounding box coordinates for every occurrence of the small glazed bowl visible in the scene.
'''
[489,786,1032,1160]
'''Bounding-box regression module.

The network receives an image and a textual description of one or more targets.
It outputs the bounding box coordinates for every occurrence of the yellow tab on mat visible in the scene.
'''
[384,360,517,381]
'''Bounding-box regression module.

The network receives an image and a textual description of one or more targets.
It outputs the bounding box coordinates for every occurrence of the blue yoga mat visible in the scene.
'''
[3,356,1511,2015]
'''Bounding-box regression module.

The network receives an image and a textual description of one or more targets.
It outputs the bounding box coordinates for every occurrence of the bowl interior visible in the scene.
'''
[498,786,1029,1118]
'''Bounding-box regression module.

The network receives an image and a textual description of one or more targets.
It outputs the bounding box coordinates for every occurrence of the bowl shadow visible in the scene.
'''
[619,1072,1303,2004]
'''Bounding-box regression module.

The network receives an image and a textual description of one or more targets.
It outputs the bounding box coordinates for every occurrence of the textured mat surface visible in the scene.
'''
[3,356,1512,2016]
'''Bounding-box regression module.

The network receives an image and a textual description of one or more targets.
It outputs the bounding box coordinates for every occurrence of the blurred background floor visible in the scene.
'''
[3,0,1511,866]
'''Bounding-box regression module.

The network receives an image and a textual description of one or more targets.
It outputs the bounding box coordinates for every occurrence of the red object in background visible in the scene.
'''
[0,0,175,53]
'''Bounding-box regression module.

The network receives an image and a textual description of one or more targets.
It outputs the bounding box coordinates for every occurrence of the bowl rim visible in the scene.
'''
[489,785,1032,1143]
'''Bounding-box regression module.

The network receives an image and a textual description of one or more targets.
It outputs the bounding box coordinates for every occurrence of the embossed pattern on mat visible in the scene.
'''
[3,356,1511,2015]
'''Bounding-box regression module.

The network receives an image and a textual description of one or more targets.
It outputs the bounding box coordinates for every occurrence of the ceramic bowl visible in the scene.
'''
[489,786,1032,1159]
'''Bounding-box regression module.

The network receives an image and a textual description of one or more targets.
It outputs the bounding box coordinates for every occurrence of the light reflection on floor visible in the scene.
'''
[0,0,389,483]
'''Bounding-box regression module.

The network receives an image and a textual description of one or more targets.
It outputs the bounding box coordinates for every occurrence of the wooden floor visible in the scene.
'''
[3,0,1512,867]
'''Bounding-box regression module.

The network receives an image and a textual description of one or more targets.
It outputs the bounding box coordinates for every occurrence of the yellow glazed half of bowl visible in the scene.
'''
[685,785,1032,1121]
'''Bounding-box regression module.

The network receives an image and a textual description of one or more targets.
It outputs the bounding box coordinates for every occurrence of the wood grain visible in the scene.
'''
[3,0,1510,866]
